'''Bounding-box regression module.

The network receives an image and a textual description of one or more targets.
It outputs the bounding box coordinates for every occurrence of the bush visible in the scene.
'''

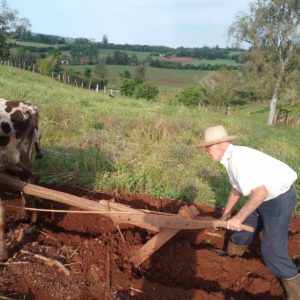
[198,70,237,106]
[120,78,137,97]
[120,78,159,100]
[177,86,204,106]
[134,82,159,100]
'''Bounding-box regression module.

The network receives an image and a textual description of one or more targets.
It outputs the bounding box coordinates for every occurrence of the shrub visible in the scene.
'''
[120,78,136,97]
[134,82,159,100]
[198,70,238,106]
[120,78,159,100]
[177,86,204,106]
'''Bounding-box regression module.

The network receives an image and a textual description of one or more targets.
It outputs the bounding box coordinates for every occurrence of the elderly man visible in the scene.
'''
[198,125,299,299]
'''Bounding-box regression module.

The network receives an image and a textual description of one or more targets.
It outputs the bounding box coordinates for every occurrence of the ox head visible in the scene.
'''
[0,98,43,181]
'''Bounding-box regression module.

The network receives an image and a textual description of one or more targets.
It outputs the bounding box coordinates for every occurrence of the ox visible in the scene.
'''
[0,97,43,260]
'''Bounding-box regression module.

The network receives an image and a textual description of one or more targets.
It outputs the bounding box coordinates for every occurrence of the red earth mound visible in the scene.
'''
[0,185,299,300]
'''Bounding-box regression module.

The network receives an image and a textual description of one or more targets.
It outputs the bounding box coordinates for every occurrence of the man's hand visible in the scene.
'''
[219,212,231,221]
[226,215,242,231]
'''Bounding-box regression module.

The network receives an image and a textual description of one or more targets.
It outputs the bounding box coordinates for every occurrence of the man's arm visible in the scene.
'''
[220,187,241,221]
[227,185,268,231]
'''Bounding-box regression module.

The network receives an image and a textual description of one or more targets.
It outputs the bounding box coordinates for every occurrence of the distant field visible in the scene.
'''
[228,50,243,57]
[8,39,57,48]
[98,48,152,60]
[189,58,240,66]
[8,40,241,67]
[162,56,240,66]
[55,48,153,62]
[65,64,210,88]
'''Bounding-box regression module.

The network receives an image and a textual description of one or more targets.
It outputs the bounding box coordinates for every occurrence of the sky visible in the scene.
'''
[7,0,252,48]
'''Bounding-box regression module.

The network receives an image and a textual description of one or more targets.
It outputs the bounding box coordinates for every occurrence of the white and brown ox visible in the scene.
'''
[0,97,43,260]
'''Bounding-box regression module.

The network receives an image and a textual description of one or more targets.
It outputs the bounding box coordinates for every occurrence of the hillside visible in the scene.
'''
[1,65,299,207]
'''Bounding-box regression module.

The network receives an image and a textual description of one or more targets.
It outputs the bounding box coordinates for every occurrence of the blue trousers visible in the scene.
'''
[230,187,298,279]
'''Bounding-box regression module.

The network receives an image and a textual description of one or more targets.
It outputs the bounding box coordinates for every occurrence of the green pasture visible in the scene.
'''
[65,64,210,88]
[228,50,243,56]
[8,39,57,48]
[188,58,241,66]
[98,48,151,60]
[1,65,299,210]
[60,48,152,61]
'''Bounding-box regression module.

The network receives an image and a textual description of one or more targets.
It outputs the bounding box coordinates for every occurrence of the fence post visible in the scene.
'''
[96,84,99,92]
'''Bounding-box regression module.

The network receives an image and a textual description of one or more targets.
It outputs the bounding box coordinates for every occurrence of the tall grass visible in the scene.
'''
[1,65,299,209]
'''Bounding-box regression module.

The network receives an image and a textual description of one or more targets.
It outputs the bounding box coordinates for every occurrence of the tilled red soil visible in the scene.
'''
[0,185,299,300]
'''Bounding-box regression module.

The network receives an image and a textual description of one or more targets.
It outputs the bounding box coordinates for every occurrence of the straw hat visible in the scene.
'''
[197,125,239,148]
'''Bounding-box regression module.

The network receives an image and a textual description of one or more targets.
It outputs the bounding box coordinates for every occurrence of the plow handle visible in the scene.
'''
[217,220,254,232]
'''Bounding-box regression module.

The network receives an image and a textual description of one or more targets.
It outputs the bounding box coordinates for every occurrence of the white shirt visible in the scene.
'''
[220,144,297,201]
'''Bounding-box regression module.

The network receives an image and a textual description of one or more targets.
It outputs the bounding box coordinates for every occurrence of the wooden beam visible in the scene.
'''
[0,173,159,232]
[108,211,253,231]
[133,205,199,267]
[0,174,254,232]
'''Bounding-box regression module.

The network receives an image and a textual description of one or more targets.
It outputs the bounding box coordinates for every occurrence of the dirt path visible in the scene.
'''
[0,185,299,300]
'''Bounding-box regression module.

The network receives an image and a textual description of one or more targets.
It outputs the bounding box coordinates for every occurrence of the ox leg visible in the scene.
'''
[35,142,43,159]
[0,200,7,261]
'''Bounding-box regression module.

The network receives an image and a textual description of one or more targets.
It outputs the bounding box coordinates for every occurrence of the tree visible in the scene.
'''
[0,0,31,59]
[229,0,300,124]
[84,67,92,79]
[134,65,146,79]
[102,34,108,45]
[119,69,131,79]
[94,62,108,79]
[70,40,99,64]
[198,70,238,106]
[37,54,58,75]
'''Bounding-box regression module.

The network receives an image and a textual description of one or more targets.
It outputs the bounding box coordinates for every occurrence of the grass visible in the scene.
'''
[1,65,299,210]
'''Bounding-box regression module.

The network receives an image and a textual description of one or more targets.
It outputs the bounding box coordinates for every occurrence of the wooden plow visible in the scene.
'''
[0,173,253,267]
